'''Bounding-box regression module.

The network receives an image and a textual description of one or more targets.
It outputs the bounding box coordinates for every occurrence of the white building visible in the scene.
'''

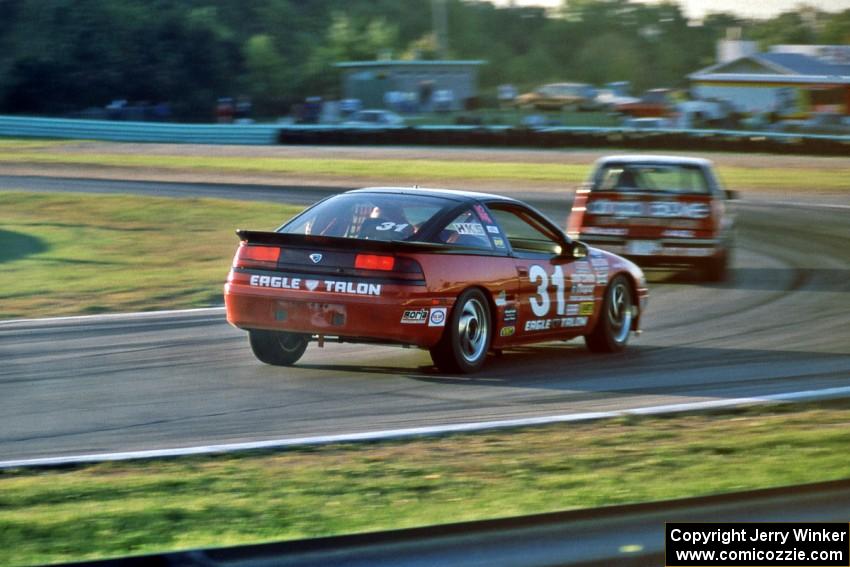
[689,43,850,118]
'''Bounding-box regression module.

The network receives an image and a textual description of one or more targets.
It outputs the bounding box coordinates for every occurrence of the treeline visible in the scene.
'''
[0,0,847,120]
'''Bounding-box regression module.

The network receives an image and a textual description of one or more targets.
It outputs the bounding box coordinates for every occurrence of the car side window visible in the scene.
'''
[435,209,493,250]
[487,206,564,257]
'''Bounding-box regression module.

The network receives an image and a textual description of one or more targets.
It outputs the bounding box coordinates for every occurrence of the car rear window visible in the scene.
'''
[280,192,448,241]
[593,164,710,195]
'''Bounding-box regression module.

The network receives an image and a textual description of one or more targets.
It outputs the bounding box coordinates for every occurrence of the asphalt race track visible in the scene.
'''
[1,176,849,462]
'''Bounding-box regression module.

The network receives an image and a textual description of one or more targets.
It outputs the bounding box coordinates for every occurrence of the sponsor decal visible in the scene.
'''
[626,240,661,256]
[453,222,486,236]
[566,304,579,316]
[249,274,381,296]
[524,316,588,331]
[401,309,429,324]
[663,247,713,257]
[504,307,517,322]
[591,257,609,268]
[323,280,382,296]
[572,283,595,295]
[486,225,500,234]
[492,237,506,249]
[500,326,516,337]
[428,307,447,327]
[575,261,591,272]
[596,272,608,285]
[587,200,710,219]
[309,253,323,264]
[474,204,493,223]
[250,275,301,290]
[582,227,628,236]
[579,302,595,316]
[495,290,508,306]
[570,295,594,302]
[573,272,596,284]
[662,229,695,238]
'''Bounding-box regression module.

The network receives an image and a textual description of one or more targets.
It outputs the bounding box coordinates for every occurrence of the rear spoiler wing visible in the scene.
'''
[235,230,498,256]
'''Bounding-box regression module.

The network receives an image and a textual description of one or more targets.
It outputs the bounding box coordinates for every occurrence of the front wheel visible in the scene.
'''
[430,289,492,374]
[584,276,634,353]
[249,330,309,366]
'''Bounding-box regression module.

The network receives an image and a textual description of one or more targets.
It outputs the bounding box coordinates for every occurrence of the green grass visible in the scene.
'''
[1,151,848,190]
[0,192,301,318]
[0,138,72,150]
[2,401,849,566]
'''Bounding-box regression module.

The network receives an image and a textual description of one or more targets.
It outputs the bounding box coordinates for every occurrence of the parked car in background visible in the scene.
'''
[622,117,674,129]
[676,98,735,129]
[339,98,363,118]
[594,89,640,111]
[514,83,597,111]
[773,112,850,135]
[568,155,736,281]
[343,110,405,127]
[433,89,455,112]
[615,89,675,118]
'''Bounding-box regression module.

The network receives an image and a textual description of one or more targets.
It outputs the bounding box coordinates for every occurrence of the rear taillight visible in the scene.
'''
[233,244,280,267]
[354,254,395,271]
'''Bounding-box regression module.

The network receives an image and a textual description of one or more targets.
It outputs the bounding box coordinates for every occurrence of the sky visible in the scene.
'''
[488,0,850,20]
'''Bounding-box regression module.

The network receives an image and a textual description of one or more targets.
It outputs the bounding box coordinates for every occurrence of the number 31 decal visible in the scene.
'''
[374,222,410,232]
[529,265,567,317]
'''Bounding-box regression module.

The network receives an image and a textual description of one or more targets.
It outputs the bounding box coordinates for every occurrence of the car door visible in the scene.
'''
[486,204,598,341]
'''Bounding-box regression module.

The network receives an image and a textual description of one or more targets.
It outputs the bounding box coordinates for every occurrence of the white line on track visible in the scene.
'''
[0,306,225,326]
[4,385,850,469]
[738,200,850,211]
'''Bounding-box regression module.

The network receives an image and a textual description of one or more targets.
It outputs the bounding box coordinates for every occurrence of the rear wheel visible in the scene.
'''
[702,248,729,282]
[430,289,491,374]
[249,330,309,366]
[584,276,633,353]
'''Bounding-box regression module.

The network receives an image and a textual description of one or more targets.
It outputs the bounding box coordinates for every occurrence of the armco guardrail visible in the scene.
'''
[2,115,849,154]
[55,479,850,567]
[0,115,280,144]
[278,124,850,156]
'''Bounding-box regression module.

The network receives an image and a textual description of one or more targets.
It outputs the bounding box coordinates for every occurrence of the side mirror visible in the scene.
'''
[571,241,589,259]
[725,189,739,200]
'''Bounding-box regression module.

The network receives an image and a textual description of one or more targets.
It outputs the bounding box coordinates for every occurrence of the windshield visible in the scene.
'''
[280,192,448,241]
[592,163,710,194]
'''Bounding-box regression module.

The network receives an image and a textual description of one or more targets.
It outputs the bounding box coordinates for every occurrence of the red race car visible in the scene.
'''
[567,156,736,281]
[225,188,648,373]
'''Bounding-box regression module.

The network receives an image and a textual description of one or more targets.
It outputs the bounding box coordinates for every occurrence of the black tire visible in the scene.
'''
[584,275,634,353]
[702,249,729,283]
[248,330,309,366]
[430,289,492,374]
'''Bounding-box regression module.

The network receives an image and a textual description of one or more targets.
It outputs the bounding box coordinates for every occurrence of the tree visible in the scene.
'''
[819,8,850,43]
[243,35,289,114]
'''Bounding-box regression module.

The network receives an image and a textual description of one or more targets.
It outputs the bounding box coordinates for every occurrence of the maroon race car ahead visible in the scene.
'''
[225,188,648,373]
[567,156,736,281]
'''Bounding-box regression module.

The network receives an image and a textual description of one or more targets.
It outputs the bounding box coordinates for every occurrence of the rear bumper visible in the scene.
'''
[224,282,451,349]
[581,235,724,267]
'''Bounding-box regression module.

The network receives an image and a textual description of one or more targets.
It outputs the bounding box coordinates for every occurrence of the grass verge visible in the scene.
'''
[1,151,849,191]
[0,192,301,318]
[2,401,849,566]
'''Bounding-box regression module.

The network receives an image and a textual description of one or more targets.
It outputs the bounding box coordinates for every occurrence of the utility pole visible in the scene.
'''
[432,0,449,59]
